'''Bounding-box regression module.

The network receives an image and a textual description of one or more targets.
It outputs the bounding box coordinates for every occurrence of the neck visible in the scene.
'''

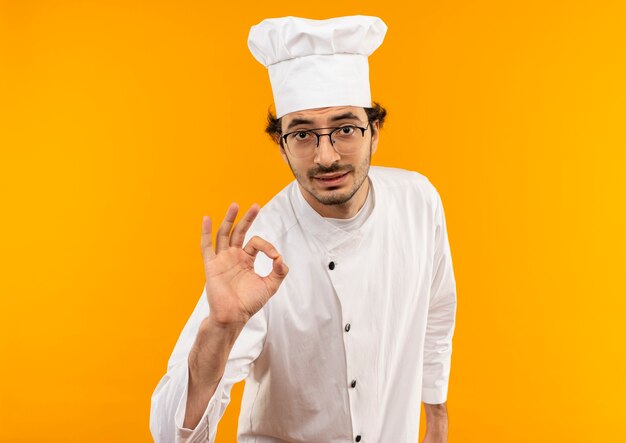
[299,177,370,219]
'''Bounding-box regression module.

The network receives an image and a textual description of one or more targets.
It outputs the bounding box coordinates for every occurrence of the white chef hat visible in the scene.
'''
[247,15,388,118]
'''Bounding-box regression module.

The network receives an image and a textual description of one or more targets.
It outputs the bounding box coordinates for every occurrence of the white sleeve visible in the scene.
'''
[149,285,268,443]
[421,188,458,404]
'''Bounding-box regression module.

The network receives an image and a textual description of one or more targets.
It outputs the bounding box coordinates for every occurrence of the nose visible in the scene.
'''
[314,134,341,167]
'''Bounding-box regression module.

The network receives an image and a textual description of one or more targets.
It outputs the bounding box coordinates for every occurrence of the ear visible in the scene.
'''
[371,120,380,155]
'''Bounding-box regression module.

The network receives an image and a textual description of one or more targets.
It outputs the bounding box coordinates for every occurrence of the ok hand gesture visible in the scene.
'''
[201,203,289,328]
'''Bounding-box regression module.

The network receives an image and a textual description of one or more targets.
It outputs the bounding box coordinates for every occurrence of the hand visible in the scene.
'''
[422,432,447,443]
[201,203,289,328]
[422,402,448,443]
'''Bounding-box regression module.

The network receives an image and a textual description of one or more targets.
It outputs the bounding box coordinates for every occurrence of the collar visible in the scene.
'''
[289,174,380,255]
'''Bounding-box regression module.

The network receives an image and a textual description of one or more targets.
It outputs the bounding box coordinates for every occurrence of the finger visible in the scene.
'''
[242,236,280,260]
[200,215,216,260]
[216,203,238,253]
[264,254,289,294]
[230,203,260,248]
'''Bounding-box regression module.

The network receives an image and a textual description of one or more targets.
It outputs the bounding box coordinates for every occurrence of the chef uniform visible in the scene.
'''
[150,15,458,443]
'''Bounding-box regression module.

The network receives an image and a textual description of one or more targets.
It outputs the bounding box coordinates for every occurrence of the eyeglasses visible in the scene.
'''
[281,122,371,159]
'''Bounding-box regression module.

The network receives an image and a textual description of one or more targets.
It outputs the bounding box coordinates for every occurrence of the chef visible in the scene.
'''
[150,15,457,443]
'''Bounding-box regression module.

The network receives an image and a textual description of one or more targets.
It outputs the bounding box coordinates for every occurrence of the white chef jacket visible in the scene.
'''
[150,166,458,443]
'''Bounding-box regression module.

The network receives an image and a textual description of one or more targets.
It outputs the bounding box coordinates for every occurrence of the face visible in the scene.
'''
[279,106,379,210]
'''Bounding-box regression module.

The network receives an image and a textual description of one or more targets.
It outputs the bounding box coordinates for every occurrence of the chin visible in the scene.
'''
[309,187,358,206]
[315,194,353,206]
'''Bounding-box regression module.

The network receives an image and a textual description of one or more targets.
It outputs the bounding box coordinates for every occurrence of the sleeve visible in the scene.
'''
[149,285,268,443]
[421,187,458,404]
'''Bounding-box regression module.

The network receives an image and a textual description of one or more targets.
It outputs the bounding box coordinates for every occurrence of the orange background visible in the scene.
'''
[1,1,625,442]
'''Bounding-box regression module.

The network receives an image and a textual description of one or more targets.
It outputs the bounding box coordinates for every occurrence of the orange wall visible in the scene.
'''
[1,1,625,442]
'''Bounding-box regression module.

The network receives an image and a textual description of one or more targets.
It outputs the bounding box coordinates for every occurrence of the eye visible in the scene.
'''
[293,131,311,141]
[338,125,356,136]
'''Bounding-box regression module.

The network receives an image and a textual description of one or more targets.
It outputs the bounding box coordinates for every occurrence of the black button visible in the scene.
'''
[328,261,335,270]
[355,436,361,442]
[350,379,357,388]
[344,323,351,332]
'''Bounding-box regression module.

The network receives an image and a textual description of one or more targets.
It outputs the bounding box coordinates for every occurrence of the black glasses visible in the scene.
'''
[281,122,371,158]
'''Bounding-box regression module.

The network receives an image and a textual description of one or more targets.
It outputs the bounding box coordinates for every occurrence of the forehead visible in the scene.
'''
[282,106,366,130]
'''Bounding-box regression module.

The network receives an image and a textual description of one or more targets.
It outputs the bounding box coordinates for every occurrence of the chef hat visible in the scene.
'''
[247,15,388,118]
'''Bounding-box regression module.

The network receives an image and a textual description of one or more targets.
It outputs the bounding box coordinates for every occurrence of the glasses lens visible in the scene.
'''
[286,130,317,158]
[331,125,363,154]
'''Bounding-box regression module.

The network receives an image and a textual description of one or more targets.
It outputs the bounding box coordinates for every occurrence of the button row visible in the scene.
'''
[329,259,357,442]
[342,293,357,441]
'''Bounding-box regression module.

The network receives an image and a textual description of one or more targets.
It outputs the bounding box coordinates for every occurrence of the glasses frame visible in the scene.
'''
[281,122,371,157]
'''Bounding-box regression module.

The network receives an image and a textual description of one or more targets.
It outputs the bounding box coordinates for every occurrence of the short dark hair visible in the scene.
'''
[264,102,388,147]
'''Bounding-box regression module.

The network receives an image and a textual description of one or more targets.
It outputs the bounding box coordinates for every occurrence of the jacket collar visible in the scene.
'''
[289,174,380,255]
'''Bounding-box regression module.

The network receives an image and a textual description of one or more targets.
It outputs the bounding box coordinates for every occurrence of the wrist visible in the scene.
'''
[194,316,243,356]
[424,402,448,420]
[204,314,246,334]
[187,317,243,386]
[424,402,448,437]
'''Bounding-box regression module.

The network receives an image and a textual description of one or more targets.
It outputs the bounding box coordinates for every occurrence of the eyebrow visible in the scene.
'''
[285,112,362,131]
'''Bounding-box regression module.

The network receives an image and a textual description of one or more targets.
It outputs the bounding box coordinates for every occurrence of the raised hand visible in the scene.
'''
[201,203,289,328]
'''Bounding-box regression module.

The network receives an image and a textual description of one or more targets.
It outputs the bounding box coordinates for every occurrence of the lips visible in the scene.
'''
[314,172,348,180]
[311,171,351,187]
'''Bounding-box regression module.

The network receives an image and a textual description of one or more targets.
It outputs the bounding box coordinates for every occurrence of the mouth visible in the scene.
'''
[312,171,350,186]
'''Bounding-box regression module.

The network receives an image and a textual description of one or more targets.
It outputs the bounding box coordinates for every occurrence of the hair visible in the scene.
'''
[264,102,388,147]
